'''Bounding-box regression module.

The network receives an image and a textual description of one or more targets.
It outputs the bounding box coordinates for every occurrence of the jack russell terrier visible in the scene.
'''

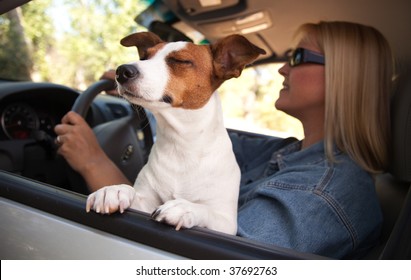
[86,31,266,234]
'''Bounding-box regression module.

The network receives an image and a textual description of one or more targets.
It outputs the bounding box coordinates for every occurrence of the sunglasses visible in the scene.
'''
[288,48,325,67]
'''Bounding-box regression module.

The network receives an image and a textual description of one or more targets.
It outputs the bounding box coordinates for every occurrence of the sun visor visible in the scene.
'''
[198,11,272,37]
[177,0,241,16]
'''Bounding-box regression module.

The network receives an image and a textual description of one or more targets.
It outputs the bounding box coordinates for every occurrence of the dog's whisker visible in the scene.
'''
[130,105,154,132]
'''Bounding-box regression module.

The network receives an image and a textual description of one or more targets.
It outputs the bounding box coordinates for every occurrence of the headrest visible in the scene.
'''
[390,68,411,182]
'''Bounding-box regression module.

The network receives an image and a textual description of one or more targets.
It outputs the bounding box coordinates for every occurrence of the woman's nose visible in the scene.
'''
[278,62,289,76]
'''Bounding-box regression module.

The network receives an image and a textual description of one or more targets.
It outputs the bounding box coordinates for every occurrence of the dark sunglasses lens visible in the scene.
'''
[294,50,302,66]
[289,49,303,67]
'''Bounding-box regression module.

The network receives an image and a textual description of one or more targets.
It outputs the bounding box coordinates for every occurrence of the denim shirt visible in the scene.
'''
[230,132,382,259]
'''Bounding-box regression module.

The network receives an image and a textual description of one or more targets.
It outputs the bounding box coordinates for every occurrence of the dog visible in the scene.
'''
[86,31,266,234]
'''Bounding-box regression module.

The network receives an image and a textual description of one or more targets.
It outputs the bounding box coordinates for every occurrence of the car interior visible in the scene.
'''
[1,0,410,259]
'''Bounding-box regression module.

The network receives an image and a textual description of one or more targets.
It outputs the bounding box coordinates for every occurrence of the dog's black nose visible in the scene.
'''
[116,64,139,84]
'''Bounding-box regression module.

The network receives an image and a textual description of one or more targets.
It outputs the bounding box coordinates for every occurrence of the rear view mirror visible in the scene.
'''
[148,20,193,42]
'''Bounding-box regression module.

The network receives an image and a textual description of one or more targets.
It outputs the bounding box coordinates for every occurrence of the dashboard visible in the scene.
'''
[0,81,135,140]
[0,82,78,141]
[1,100,63,141]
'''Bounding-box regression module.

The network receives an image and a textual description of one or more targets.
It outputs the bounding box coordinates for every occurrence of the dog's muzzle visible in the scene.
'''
[116,64,139,84]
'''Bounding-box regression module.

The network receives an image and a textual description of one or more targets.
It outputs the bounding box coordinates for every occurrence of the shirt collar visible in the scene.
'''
[269,140,340,169]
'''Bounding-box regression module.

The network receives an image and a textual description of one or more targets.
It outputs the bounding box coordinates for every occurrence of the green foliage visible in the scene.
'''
[1,0,148,87]
[52,0,149,88]
[0,9,33,80]
[21,0,54,81]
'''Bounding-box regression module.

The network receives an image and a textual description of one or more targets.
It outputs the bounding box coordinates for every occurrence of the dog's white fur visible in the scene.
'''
[86,32,265,234]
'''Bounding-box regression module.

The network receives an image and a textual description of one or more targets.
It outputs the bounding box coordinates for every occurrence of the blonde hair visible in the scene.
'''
[296,21,395,173]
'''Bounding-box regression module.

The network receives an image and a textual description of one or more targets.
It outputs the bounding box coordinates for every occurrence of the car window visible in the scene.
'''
[0,0,149,85]
[219,64,303,138]
[0,0,303,137]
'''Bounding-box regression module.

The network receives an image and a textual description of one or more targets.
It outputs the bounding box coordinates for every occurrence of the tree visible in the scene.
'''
[0,8,33,80]
[21,0,55,81]
[0,0,54,81]
[0,0,148,87]
[51,0,149,88]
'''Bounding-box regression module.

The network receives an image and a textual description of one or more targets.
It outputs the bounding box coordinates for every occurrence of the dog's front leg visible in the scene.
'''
[151,199,237,234]
[86,184,161,214]
[86,184,136,214]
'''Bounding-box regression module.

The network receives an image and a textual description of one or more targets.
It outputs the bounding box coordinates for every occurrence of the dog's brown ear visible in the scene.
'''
[211,35,266,81]
[120,32,164,59]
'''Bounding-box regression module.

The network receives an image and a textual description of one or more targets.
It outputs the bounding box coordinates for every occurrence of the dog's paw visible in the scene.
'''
[151,199,201,230]
[86,184,135,214]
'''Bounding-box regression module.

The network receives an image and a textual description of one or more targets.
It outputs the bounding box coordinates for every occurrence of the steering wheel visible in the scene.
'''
[66,79,153,193]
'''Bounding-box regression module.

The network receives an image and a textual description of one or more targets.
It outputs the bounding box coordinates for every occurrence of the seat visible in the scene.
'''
[371,67,411,259]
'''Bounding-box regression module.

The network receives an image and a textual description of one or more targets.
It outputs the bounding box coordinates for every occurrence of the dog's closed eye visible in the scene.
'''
[167,57,194,67]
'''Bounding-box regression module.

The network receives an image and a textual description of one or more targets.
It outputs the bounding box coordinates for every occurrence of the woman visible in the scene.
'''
[232,21,394,259]
[54,21,395,258]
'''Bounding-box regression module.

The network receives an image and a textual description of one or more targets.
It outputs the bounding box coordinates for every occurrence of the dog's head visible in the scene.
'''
[116,32,266,109]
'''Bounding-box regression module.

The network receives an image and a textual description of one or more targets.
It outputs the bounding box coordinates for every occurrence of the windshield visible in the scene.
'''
[0,0,150,86]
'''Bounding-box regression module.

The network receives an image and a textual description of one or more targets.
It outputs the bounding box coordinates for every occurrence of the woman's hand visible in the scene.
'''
[54,111,131,191]
[54,111,104,175]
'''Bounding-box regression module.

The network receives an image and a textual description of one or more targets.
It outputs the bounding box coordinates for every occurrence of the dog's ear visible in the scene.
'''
[120,32,164,59]
[211,35,266,81]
